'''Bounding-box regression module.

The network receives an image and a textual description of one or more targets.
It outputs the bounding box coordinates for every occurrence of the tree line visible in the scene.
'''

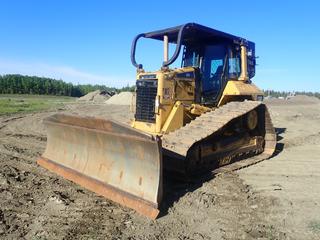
[1,74,318,99]
[0,74,134,97]
[263,90,320,99]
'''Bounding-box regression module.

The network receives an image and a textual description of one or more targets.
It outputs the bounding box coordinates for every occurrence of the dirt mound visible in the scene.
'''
[264,95,320,106]
[287,95,320,104]
[263,97,286,105]
[78,90,111,103]
[105,92,133,105]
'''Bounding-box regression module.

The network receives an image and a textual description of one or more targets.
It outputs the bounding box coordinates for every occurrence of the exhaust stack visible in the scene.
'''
[163,35,169,62]
[239,45,249,81]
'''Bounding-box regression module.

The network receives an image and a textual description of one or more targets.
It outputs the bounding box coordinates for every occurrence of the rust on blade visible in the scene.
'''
[38,113,163,219]
[38,157,160,219]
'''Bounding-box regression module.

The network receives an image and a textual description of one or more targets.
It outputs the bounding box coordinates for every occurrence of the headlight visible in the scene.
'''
[155,97,159,108]
[155,96,160,114]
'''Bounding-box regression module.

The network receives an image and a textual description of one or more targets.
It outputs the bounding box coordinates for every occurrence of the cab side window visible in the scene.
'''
[201,45,226,100]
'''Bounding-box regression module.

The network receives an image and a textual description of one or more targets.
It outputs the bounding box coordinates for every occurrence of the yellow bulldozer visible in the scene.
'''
[38,23,276,219]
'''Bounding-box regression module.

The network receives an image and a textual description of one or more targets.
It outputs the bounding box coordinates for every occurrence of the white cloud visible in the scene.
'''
[0,58,133,87]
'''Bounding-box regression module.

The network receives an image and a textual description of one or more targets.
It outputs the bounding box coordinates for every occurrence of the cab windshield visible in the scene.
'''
[182,44,241,102]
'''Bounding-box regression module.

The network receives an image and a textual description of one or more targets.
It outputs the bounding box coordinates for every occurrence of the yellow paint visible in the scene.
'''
[218,80,263,106]
[132,48,263,135]
[189,104,211,115]
[134,68,197,134]
[238,45,249,81]
[161,101,184,134]
[131,121,157,134]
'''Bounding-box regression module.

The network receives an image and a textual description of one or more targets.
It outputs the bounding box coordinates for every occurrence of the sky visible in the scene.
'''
[0,0,319,91]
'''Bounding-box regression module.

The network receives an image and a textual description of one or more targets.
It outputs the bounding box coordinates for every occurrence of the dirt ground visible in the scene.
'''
[0,99,320,239]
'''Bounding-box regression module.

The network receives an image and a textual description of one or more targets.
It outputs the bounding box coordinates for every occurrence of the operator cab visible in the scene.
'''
[131,23,256,105]
[182,43,242,103]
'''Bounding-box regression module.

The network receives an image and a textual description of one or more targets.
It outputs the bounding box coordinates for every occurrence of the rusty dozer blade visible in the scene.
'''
[37,114,162,219]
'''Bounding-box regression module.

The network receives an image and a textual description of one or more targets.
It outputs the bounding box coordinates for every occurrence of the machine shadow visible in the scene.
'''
[159,127,287,217]
[273,127,286,157]
[159,171,215,217]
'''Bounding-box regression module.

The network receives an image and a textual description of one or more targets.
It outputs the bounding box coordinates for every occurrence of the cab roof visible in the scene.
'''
[143,22,249,45]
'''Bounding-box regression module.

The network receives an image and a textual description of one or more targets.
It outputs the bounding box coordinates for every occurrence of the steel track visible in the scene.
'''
[162,100,276,175]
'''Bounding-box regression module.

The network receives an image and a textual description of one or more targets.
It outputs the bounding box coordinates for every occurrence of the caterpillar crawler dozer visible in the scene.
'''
[38,23,276,219]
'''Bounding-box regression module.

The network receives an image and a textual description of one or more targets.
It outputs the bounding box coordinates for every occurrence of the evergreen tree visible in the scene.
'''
[0,74,135,97]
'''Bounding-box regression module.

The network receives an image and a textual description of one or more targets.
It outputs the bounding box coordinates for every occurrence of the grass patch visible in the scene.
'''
[0,94,76,115]
[309,220,320,233]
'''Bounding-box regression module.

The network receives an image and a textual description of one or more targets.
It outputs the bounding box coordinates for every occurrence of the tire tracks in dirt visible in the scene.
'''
[0,104,288,239]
